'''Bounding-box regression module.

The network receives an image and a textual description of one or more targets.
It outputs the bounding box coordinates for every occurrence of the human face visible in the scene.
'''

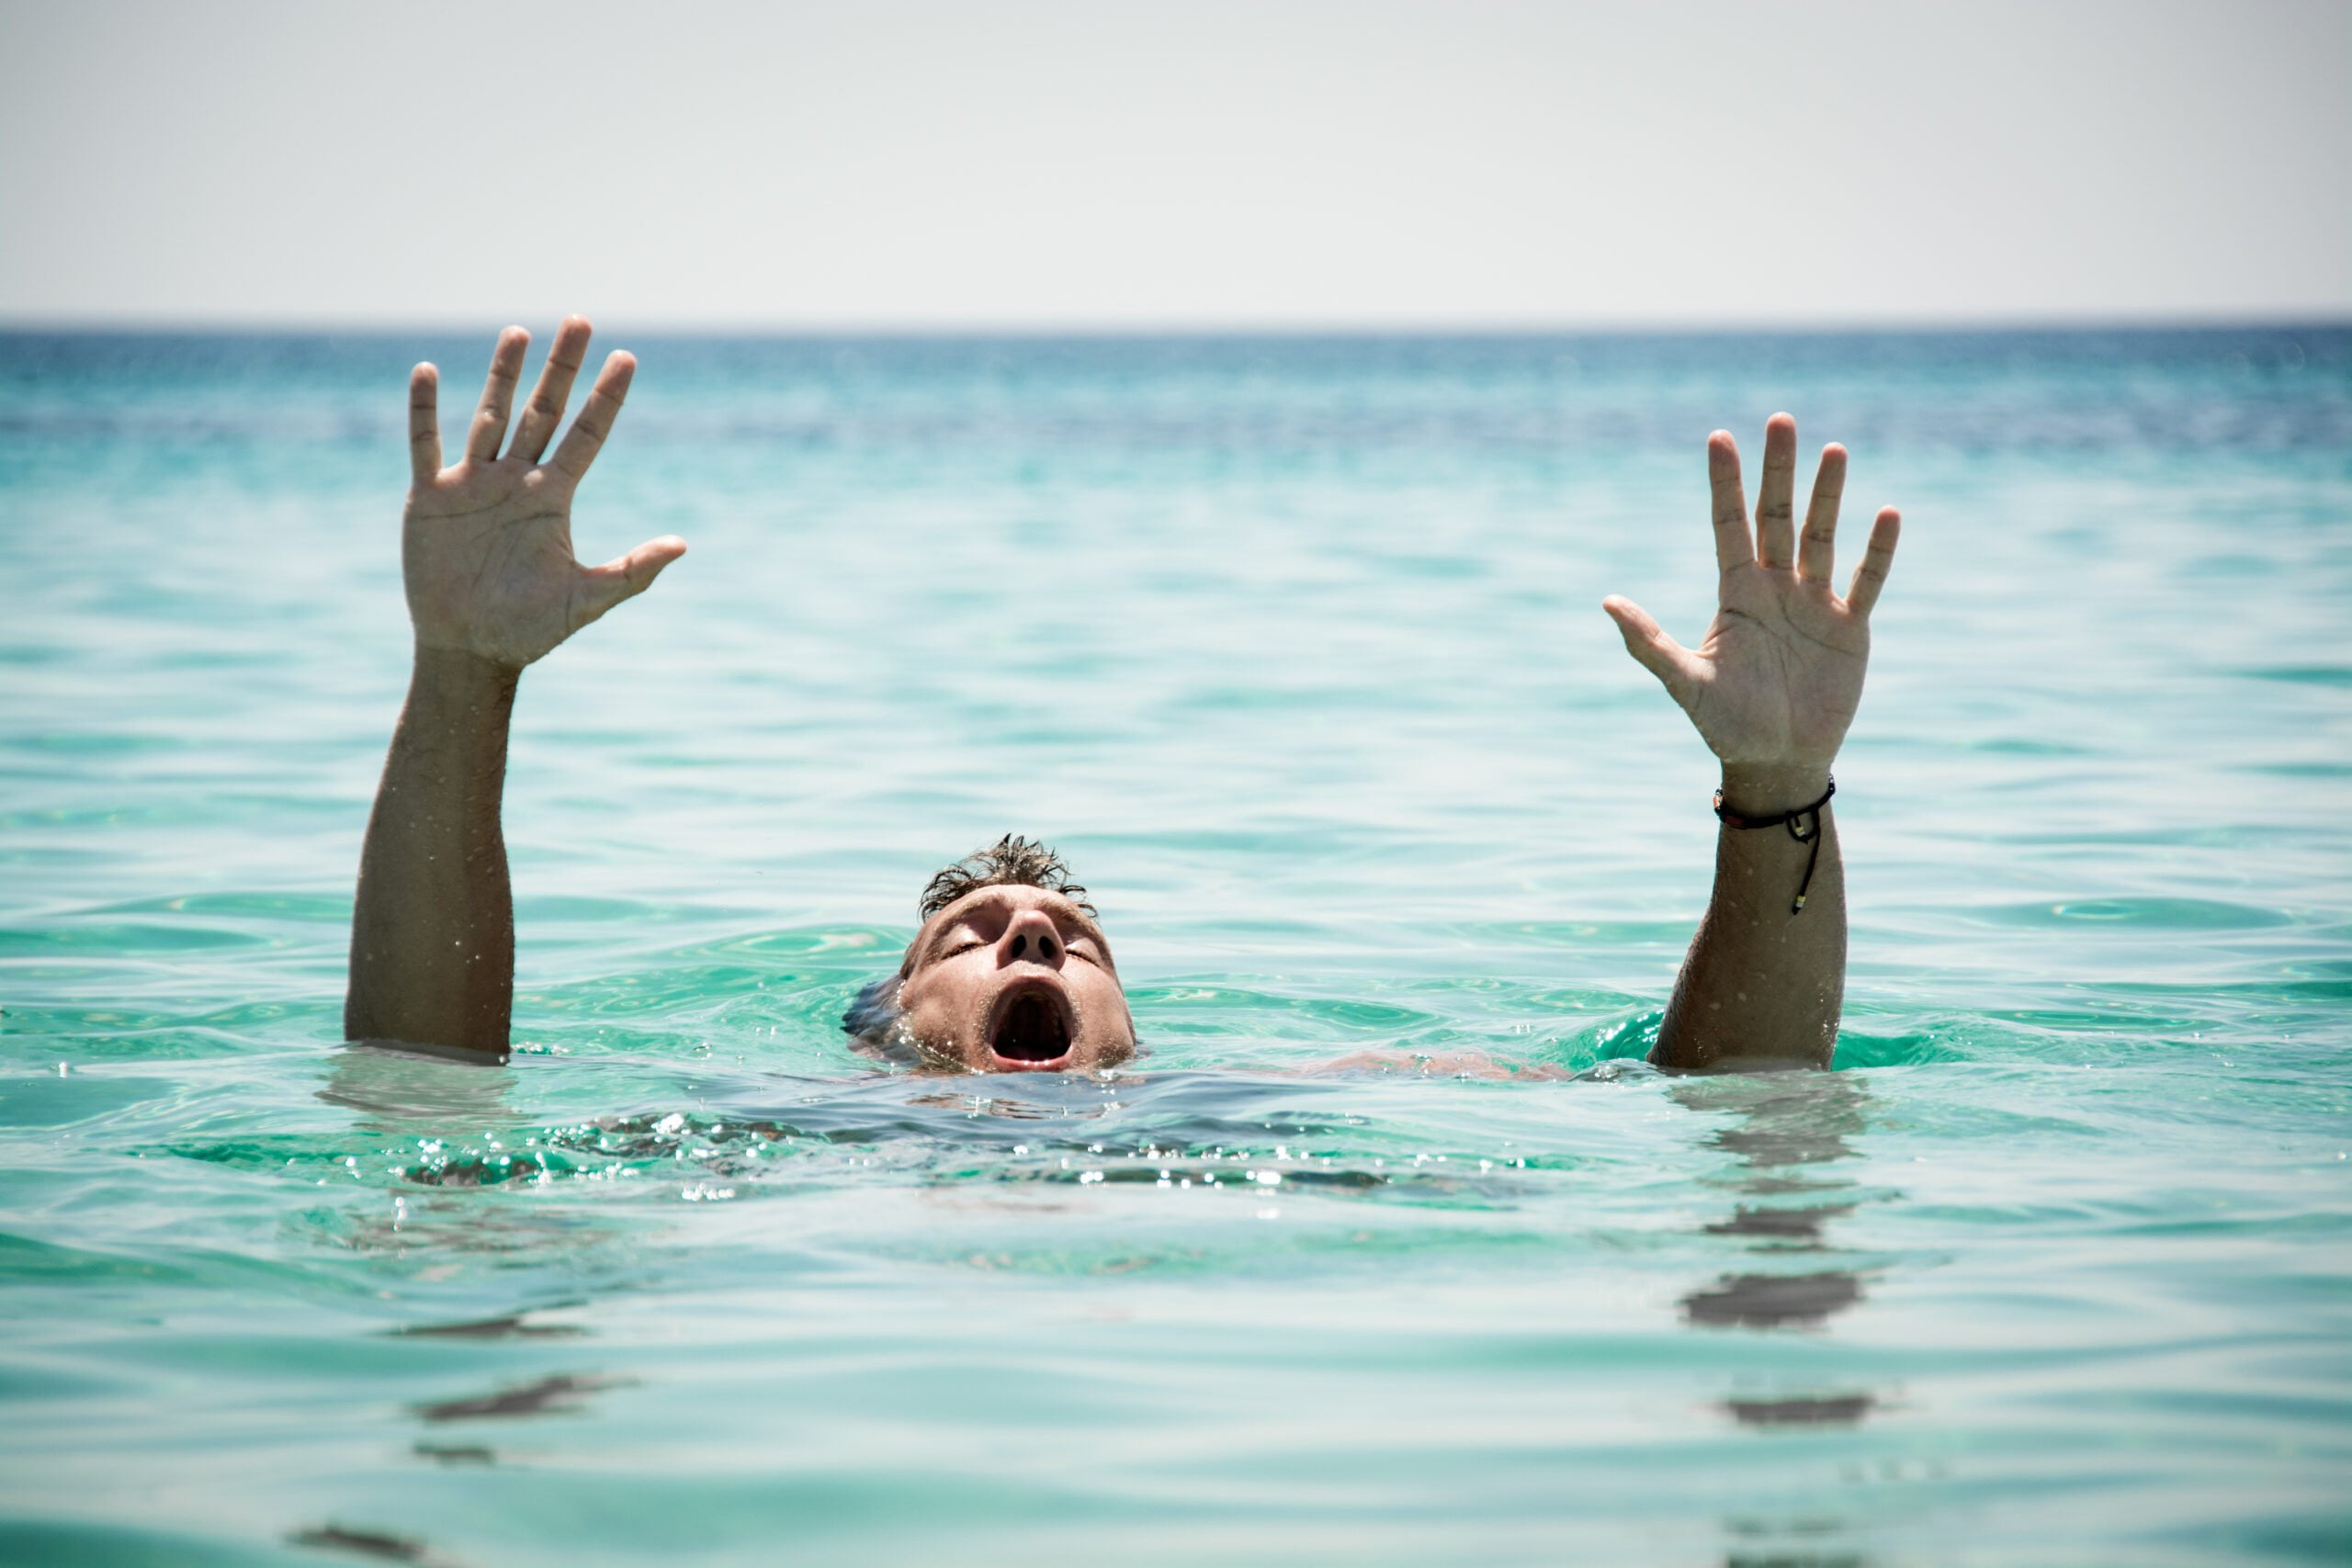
[894,885,1135,1073]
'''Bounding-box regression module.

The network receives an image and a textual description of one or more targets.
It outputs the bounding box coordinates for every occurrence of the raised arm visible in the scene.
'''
[1602,415,1899,1070]
[345,319,684,1058]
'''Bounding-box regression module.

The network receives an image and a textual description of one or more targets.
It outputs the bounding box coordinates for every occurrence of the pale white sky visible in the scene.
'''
[2,0,2346,327]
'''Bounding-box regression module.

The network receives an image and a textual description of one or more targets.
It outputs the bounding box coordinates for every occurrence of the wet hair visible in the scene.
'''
[840,835,1092,1056]
[841,971,916,1061]
[916,834,1093,923]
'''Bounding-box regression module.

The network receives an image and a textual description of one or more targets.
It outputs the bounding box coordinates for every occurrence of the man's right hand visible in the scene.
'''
[404,317,685,670]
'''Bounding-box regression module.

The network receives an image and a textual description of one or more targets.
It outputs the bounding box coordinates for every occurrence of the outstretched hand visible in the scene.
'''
[403,318,685,670]
[1603,414,1899,783]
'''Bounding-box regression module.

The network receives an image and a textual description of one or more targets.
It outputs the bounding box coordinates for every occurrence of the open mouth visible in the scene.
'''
[989,983,1074,1067]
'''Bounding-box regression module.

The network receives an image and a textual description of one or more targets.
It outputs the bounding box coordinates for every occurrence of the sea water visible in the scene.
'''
[1,327,2346,1566]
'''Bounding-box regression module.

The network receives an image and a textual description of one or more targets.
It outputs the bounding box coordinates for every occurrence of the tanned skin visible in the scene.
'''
[345,319,684,1058]
[345,324,1898,1072]
[1604,417,1901,1069]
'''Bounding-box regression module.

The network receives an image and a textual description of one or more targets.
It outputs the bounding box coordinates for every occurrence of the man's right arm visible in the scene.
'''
[345,649,520,1055]
[343,319,684,1058]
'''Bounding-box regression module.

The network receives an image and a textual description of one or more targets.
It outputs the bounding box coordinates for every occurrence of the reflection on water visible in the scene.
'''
[287,1523,468,1567]
[1678,1074,1873,1338]
[412,1441,498,1468]
[1685,1270,1865,1331]
[387,1313,585,1340]
[1723,1393,1879,1428]
[322,1043,516,1133]
[1706,1202,1856,1247]
[1678,1074,1881,1565]
[1724,1548,1867,1568]
[412,1373,631,1424]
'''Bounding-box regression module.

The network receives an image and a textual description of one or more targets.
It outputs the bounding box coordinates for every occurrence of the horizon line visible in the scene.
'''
[3,310,2349,339]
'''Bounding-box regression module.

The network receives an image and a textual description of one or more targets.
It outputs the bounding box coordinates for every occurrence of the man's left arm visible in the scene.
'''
[1602,415,1901,1070]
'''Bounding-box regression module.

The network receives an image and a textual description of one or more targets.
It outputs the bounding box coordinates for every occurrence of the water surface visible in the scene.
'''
[3,327,2348,1565]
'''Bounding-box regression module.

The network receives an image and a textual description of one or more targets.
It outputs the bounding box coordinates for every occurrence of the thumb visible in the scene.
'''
[575,535,687,626]
[1601,595,1699,707]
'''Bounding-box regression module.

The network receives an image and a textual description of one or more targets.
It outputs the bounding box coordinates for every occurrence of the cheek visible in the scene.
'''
[896,982,991,1067]
[892,980,949,1041]
[903,961,966,1006]
[1078,973,1133,1038]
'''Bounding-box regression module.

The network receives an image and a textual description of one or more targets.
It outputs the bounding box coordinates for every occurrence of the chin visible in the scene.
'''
[972,1038,1136,1075]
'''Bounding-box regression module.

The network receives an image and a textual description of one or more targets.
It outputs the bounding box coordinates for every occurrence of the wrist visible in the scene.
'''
[410,642,524,701]
[1718,761,1832,817]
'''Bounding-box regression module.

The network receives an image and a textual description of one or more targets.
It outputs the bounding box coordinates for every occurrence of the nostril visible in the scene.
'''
[1010,932,1028,958]
[1039,935,1057,959]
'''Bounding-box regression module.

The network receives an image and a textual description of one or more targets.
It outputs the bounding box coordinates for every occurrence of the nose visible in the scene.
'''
[998,908,1062,967]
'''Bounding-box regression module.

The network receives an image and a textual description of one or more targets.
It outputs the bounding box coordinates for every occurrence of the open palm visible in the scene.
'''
[404,318,684,670]
[1603,416,1900,771]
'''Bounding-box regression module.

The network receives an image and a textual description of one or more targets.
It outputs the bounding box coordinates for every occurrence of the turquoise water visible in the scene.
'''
[2,327,2348,1566]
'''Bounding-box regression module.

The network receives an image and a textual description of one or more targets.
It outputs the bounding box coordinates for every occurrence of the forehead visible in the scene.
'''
[906,885,1112,964]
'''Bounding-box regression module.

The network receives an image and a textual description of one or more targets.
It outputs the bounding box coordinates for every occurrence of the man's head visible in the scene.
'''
[846,836,1136,1073]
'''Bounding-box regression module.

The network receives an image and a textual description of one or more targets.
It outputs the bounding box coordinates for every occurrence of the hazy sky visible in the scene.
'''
[2,0,2346,327]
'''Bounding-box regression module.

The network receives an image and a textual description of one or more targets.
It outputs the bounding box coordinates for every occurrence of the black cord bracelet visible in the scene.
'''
[1712,775,1836,915]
